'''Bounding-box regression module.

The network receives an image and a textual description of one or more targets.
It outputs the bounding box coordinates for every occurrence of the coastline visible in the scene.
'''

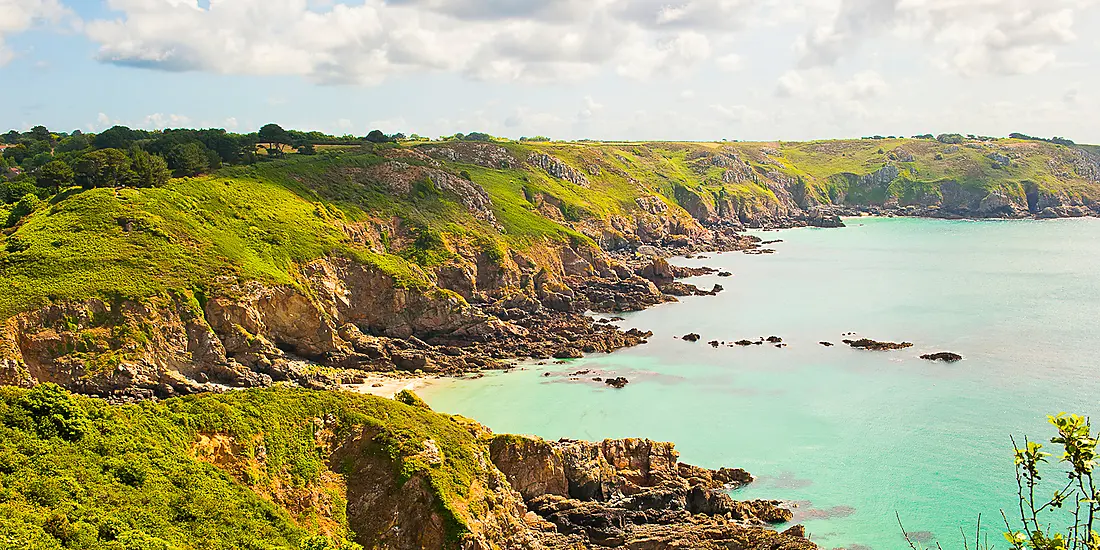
[342,372,441,398]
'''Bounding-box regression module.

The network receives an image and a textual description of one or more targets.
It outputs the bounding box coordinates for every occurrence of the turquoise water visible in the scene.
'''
[421,217,1100,549]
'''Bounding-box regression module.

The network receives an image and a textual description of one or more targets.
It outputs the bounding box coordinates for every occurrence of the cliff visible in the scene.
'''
[0,385,815,549]
[2,136,1099,396]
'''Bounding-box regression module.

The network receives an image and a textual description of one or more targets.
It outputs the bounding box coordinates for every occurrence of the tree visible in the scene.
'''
[258,123,290,153]
[936,133,965,144]
[29,125,52,143]
[298,143,316,155]
[0,180,38,204]
[93,126,138,150]
[365,129,391,143]
[74,149,134,188]
[56,134,90,153]
[1,130,20,144]
[35,160,74,193]
[129,148,170,188]
[2,143,28,164]
[165,142,209,177]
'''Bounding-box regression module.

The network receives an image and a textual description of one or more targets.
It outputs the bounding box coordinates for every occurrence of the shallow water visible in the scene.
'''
[421,217,1100,549]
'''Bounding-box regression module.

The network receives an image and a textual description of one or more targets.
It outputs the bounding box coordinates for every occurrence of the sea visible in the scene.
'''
[421,216,1100,549]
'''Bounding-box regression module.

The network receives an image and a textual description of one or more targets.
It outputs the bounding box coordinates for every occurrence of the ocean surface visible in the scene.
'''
[421,217,1100,549]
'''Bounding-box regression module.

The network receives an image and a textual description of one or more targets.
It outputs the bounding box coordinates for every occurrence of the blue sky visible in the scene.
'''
[1,0,1098,142]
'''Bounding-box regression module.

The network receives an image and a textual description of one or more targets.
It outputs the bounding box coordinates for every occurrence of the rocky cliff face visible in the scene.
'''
[488,434,813,549]
[0,231,754,398]
[180,392,815,550]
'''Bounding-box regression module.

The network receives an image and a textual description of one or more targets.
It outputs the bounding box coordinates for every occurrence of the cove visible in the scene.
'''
[421,216,1100,549]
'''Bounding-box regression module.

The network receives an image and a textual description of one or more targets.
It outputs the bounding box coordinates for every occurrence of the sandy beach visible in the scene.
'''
[342,374,439,398]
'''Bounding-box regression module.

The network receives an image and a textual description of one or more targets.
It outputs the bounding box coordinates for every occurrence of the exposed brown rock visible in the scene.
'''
[920,352,963,362]
[842,338,914,351]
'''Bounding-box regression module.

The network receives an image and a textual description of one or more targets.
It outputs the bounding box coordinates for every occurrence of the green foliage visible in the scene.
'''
[0,386,495,549]
[129,148,170,188]
[1,180,39,205]
[74,149,135,189]
[12,383,90,441]
[35,160,75,192]
[1001,414,1100,550]
[259,124,291,148]
[93,126,138,150]
[166,142,209,177]
[394,390,431,410]
[5,193,44,228]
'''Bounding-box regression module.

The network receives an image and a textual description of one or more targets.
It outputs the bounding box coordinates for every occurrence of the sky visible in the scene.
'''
[0,0,1098,142]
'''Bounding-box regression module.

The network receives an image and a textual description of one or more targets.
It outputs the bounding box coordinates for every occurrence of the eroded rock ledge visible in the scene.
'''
[0,234,755,399]
[486,434,814,549]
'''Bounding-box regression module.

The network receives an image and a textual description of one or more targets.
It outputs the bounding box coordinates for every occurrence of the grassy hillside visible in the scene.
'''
[0,385,493,549]
[2,137,1097,322]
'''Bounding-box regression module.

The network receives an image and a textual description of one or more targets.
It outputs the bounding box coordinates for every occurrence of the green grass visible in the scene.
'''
[2,139,1097,321]
[0,385,493,549]
[0,161,435,319]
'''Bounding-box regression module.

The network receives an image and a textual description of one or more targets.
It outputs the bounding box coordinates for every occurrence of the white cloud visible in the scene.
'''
[796,0,1094,76]
[578,95,604,119]
[776,69,889,105]
[715,53,742,72]
[710,103,764,123]
[0,0,72,65]
[141,113,191,129]
[616,31,712,79]
[77,0,753,85]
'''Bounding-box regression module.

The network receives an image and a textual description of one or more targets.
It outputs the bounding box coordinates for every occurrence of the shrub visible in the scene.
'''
[16,383,90,441]
[395,390,431,410]
[5,193,44,227]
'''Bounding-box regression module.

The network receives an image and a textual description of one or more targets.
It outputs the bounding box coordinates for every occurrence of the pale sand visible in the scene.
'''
[342,374,439,399]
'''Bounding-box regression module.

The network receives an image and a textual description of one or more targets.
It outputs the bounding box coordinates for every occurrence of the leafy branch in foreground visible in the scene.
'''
[1003,413,1099,550]
[900,414,1098,550]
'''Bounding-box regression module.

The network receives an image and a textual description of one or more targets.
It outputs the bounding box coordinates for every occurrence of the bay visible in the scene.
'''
[422,217,1100,549]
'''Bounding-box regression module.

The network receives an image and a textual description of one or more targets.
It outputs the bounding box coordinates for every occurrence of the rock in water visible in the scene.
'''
[708,340,721,348]
[842,338,913,351]
[682,333,701,342]
[920,352,963,362]
[819,341,834,347]
[766,336,783,343]
[604,377,629,388]
[734,340,755,346]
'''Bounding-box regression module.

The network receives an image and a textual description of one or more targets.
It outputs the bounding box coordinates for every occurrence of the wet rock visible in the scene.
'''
[682,333,701,342]
[604,377,629,389]
[553,348,584,359]
[843,338,914,351]
[766,336,783,343]
[734,340,755,346]
[708,340,720,348]
[717,271,732,277]
[782,524,807,538]
[920,352,963,362]
[819,341,834,347]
